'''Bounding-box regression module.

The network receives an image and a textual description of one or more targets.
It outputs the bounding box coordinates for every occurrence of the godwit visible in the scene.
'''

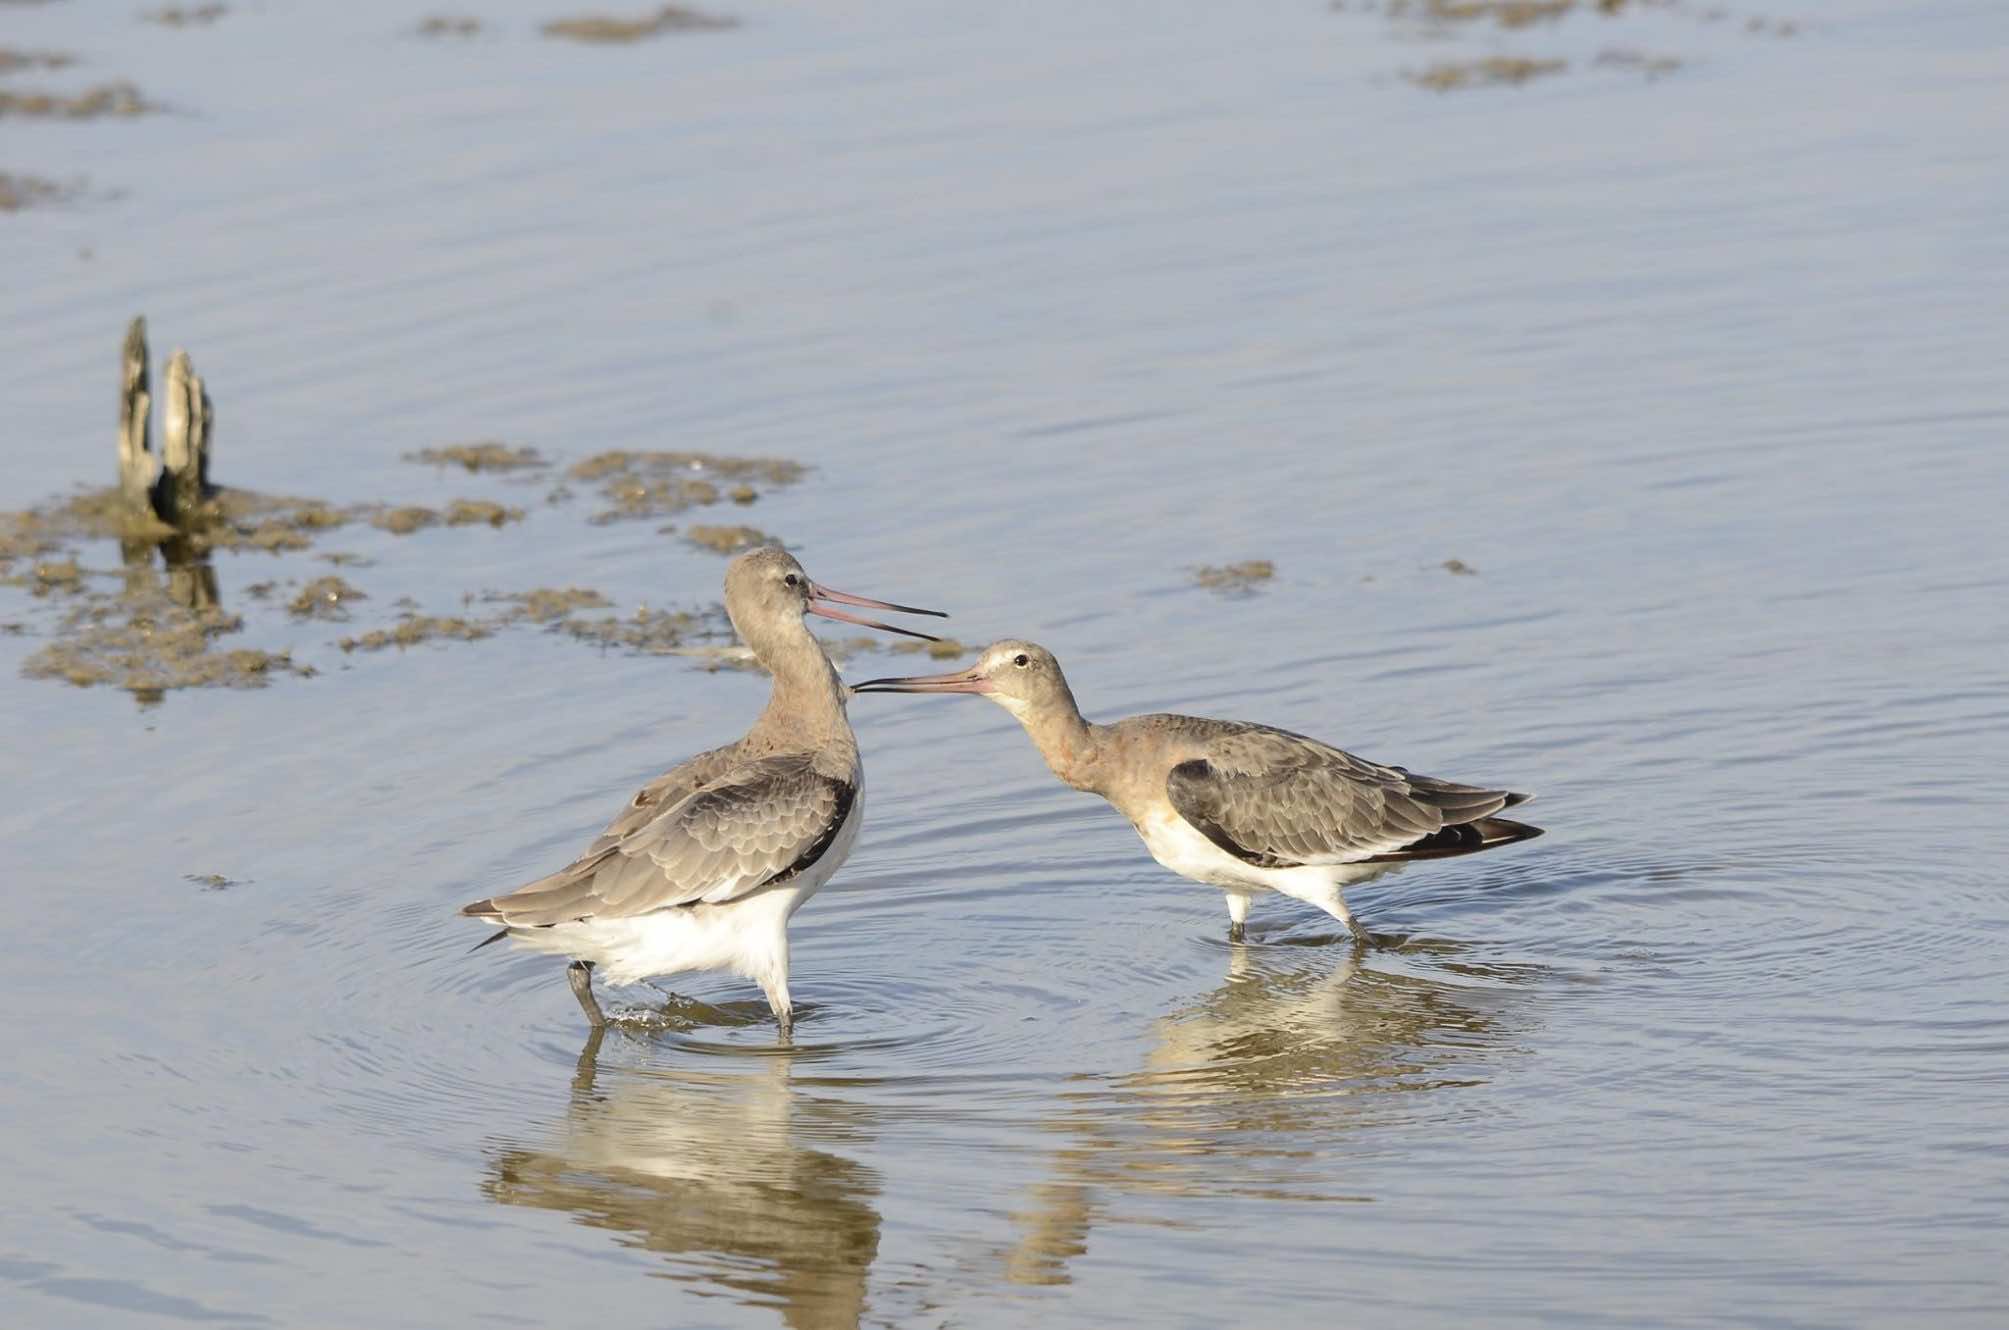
[462,548,945,1035]
[853,641,1540,943]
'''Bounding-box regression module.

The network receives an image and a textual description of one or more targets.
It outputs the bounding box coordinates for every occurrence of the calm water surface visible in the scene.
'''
[3,2,2006,1327]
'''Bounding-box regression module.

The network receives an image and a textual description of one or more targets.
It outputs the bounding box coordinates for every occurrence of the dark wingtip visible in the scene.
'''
[1501,790,1534,809]
[468,926,510,953]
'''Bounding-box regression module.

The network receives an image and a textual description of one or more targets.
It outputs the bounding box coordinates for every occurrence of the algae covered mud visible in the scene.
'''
[4,1,2008,1328]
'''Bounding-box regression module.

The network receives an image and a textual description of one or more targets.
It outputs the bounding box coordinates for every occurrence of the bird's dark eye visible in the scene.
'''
[783,573,800,588]
[1014,654,1029,668]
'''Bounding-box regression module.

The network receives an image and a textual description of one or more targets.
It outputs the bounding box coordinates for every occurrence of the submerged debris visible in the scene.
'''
[541,6,738,43]
[1442,558,1478,575]
[185,872,249,890]
[287,576,368,619]
[571,450,805,523]
[0,82,155,119]
[1193,561,1276,594]
[406,441,546,472]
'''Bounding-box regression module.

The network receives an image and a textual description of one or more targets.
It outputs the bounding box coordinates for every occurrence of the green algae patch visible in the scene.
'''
[571,450,805,523]
[406,442,546,472]
[541,6,737,43]
[1193,560,1276,594]
[444,499,524,528]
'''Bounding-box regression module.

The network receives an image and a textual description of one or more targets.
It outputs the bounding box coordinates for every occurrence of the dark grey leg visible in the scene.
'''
[1228,921,1247,944]
[776,1009,794,1042]
[568,960,606,1027]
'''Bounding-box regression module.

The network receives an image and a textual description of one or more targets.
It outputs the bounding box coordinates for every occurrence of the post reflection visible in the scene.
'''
[484,1032,882,1330]
[999,940,1543,1285]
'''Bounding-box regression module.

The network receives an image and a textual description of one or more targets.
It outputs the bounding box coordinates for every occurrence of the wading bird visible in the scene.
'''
[854,641,1540,943]
[463,548,945,1035]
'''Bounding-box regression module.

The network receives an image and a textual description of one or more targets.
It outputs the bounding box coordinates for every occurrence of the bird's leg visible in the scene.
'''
[568,960,607,1028]
[1225,891,1252,944]
[1322,893,1372,948]
[762,977,794,1043]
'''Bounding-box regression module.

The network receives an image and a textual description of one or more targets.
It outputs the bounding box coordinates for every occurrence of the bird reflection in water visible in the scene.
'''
[999,938,1545,1286]
[484,1030,881,1330]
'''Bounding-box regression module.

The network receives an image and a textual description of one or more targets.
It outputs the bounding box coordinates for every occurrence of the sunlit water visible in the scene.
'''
[3,1,2006,1327]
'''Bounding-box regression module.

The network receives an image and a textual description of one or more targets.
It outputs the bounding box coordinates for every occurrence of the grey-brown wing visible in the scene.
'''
[590,740,746,851]
[464,755,853,927]
[1164,726,1531,868]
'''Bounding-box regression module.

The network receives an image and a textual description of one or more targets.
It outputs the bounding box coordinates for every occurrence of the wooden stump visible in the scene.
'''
[117,316,158,522]
[159,348,213,524]
[116,317,216,528]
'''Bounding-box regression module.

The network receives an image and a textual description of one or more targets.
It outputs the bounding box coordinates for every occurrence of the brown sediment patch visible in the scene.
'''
[556,605,716,653]
[0,82,155,119]
[406,442,546,472]
[0,172,79,213]
[890,636,972,661]
[143,4,228,25]
[443,499,524,528]
[684,524,772,555]
[1193,560,1276,593]
[570,450,804,523]
[728,484,758,505]
[1594,47,1685,76]
[541,6,737,43]
[417,15,484,38]
[1406,56,1567,89]
[0,49,75,73]
[487,586,613,622]
[24,583,312,696]
[339,615,493,652]
[1442,558,1478,575]
[185,873,248,890]
[372,505,439,535]
[288,575,368,619]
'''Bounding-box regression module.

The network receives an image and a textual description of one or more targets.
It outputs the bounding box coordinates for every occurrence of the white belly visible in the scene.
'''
[512,774,864,989]
[1133,807,1401,902]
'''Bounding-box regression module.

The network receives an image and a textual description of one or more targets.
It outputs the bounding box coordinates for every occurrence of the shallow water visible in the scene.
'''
[4,1,2008,1327]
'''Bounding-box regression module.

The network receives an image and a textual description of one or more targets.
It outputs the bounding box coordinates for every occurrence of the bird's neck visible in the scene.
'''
[1010,696,1105,795]
[746,620,852,754]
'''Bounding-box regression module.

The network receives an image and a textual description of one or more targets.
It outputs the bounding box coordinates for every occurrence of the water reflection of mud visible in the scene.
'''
[484,1031,882,1330]
[1000,943,1543,1286]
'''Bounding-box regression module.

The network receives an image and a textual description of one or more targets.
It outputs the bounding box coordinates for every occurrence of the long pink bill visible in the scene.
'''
[807,583,947,642]
[849,666,995,695]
